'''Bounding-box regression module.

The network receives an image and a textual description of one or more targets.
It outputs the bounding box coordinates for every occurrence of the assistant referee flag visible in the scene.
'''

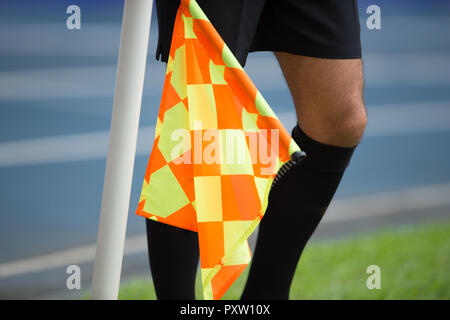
[136,0,303,300]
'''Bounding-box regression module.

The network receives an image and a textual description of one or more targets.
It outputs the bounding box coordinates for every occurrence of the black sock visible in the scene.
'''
[145,219,199,299]
[240,124,357,300]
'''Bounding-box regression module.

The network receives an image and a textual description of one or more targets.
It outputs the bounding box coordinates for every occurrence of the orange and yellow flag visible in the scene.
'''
[136,0,304,300]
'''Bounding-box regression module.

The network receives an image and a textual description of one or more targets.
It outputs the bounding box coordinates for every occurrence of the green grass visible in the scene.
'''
[115,219,450,300]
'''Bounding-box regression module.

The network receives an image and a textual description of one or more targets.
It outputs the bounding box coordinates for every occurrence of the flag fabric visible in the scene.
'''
[136,0,302,300]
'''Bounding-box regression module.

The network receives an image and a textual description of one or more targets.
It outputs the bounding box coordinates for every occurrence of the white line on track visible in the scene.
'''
[0,23,159,57]
[0,63,166,100]
[0,126,155,167]
[0,101,449,168]
[324,182,450,223]
[1,181,449,278]
[1,52,450,100]
[0,235,147,278]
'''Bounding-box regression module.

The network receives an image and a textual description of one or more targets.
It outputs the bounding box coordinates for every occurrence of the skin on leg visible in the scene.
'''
[274,52,367,147]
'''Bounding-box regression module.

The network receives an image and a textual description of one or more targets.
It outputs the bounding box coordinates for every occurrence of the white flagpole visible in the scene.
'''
[91,0,154,299]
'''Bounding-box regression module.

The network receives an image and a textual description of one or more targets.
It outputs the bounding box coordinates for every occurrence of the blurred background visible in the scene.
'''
[0,0,449,299]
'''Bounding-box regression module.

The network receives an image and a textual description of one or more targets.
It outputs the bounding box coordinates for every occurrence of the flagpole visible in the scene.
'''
[91,0,154,299]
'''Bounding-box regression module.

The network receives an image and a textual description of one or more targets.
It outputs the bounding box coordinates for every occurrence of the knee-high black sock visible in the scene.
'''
[146,219,199,299]
[241,124,357,300]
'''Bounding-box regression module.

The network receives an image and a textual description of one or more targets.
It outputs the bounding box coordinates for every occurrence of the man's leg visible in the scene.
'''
[275,53,366,147]
[146,219,199,299]
[241,53,367,299]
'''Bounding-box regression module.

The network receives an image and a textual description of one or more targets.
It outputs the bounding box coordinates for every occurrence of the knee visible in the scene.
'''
[307,96,367,148]
[330,98,367,146]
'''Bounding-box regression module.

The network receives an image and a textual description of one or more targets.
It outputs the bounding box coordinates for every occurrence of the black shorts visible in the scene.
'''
[155,0,362,67]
